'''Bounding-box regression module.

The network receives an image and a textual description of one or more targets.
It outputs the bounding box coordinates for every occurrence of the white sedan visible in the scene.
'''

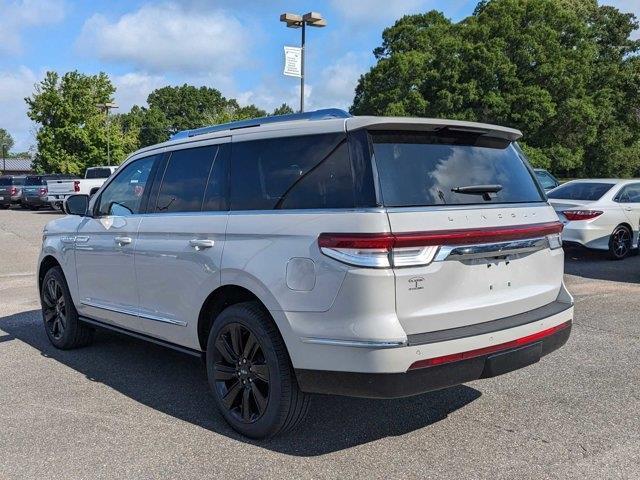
[547,179,640,260]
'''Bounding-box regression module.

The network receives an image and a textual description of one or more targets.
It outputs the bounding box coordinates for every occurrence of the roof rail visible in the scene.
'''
[170,108,352,140]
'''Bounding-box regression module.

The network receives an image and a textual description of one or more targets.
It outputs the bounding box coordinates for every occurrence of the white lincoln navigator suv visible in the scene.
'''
[38,109,573,438]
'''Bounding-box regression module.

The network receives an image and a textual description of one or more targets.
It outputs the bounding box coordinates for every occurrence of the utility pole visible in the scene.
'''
[1,144,6,175]
[96,102,119,164]
[280,12,327,113]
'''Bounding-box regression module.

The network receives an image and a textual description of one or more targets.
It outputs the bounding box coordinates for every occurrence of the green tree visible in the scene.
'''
[127,84,267,148]
[0,128,14,154]
[352,0,640,177]
[25,71,138,174]
[272,103,295,116]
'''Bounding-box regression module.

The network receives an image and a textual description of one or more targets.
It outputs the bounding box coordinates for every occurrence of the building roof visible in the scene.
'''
[1,157,33,173]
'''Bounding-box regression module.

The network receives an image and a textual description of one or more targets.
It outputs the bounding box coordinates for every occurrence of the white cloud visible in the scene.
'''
[0,67,39,151]
[112,73,167,111]
[0,0,66,54]
[77,2,252,73]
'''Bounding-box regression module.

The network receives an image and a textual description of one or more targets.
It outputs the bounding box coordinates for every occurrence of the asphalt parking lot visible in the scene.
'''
[0,207,638,479]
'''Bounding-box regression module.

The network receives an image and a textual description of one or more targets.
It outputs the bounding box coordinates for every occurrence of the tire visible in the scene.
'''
[608,225,632,260]
[40,266,94,349]
[206,301,309,439]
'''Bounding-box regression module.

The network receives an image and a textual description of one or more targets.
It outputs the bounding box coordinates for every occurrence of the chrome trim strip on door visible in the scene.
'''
[80,300,188,327]
[434,237,549,262]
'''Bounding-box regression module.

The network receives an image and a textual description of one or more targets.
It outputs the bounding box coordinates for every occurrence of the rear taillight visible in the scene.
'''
[39,187,47,196]
[319,221,563,268]
[562,210,603,221]
[10,187,17,196]
[73,180,80,192]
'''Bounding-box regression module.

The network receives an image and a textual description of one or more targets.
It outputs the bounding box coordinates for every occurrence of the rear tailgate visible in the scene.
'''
[369,129,564,336]
[387,206,564,335]
[47,179,76,196]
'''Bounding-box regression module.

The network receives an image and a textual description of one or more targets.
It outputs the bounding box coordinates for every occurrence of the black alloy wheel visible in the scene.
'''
[40,266,94,349]
[42,276,67,340]
[212,322,270,423]
[206,302,309,438]
[609,225,632,260]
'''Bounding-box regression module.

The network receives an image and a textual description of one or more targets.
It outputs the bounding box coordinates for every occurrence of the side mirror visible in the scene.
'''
[64,194,90,216]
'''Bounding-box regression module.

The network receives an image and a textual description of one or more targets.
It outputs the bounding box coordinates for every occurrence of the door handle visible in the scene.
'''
[114,236,133,246]
[189,239,215,250]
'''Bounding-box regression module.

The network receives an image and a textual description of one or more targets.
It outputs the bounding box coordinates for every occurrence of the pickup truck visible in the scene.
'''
[47,166,118,210]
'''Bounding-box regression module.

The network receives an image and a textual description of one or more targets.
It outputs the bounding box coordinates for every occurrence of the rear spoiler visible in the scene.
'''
[346,117,522,142]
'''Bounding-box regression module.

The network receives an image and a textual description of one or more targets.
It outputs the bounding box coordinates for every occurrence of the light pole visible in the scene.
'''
[96,102,119,164]
[280,12,326,113]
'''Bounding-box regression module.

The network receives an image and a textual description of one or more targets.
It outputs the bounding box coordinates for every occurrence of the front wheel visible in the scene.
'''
[608,225,632,260]
[40,266,94,349]
[206,302,309,438]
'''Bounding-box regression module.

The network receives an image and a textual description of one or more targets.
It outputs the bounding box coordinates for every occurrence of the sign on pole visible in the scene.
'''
[283,46,302,78]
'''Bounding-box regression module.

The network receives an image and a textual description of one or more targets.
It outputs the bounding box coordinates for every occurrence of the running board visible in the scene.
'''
[79,316,203,358]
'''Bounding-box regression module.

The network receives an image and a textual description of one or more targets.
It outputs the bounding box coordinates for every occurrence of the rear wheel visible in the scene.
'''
[206,302,309,438]
[40,266,94,349]
[608,225,632,260]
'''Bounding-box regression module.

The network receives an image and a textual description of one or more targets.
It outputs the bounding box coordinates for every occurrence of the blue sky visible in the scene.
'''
[1,0,638,152]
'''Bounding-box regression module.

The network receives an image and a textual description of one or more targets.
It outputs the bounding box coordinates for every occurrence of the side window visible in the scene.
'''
[203,144,230,212]
[230,133,357,210]
[617,184,640,203]
[154,146,217,213]
[97,155,157,216]
[537,172,557,190]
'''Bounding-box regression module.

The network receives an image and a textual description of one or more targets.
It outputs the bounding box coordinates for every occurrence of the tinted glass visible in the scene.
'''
[535,171,557,189]
[0,177,10,186]
[154,146,216,213]
[230,133,356,210]
[25,176,44,186]
[86,168,113,179]
[371,131,544,207]
[202,144,229,212]
[547,182,615,201]
[616,184,640,203]
[97,155,157,216]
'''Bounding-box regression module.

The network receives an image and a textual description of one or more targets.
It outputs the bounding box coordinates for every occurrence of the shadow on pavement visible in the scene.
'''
[563,246,640,284]
[1,310,481,456]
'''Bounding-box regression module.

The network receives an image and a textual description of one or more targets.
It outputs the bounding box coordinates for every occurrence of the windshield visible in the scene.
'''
[370,131,544,207]
[547,182,614,201]
[86,168,113,179]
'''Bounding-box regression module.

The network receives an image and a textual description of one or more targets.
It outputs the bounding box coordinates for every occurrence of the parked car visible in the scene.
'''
[0,175,26,209]
[38,109,573,439]
[547,179,640,259]
[23,174,77,209]
[47,166,118,210]
[534,168,561,192]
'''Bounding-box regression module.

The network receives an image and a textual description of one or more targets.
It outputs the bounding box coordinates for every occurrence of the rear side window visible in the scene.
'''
[154,146,217,213]
[86,168,113,179]
[230,133,358,210]
[547,182,614,201]
[535,171,558,190]
[615,183,640,203]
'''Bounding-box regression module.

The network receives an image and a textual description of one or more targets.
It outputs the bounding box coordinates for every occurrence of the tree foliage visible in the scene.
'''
[25,71,138,174]
[126,85,268,147]
[351,0,640,177]
[0,128,15,154]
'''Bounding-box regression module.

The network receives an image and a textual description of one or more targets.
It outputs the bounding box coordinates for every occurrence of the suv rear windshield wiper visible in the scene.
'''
[451,184,503,201]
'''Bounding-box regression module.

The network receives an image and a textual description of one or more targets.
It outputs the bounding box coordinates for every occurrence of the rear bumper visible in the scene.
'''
[561,222,615,251]
[296,321,571,398]
[23,196,49,207]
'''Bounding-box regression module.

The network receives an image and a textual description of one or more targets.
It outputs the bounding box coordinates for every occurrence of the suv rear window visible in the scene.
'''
[25,176,45,186]
[370,131,544,207]
[0,177,10,186]
[547,182,614,201]
[86,168,113,179]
